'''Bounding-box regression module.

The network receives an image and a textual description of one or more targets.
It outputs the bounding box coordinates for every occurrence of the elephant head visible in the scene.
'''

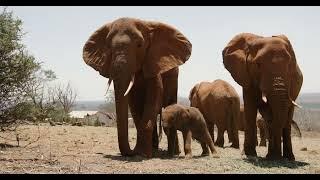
[222,33,301,122]
[83,17,192,155]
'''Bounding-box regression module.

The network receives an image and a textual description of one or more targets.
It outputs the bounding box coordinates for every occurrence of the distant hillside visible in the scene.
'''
[178,96,190,106]
[73,96,190,111]
[297,93,320,102]
[73,93,320,111]
[72,100,106,111]
[297,93,320,110]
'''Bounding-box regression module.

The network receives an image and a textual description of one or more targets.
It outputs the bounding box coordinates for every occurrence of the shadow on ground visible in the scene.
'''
[102,154,145,162]
[0,143,18,150]
[243,156,310,168]
[100,148,212,161]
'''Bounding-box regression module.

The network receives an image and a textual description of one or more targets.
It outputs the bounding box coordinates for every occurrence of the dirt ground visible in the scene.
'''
[0,124,320,174]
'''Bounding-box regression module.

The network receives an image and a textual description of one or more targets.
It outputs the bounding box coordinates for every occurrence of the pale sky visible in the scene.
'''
[8,6,320,101]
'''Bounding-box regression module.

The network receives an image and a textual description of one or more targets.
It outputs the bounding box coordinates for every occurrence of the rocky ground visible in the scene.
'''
[0,124,319,174]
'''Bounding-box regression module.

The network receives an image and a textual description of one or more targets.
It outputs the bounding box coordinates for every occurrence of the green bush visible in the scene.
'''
[0,8,40,131]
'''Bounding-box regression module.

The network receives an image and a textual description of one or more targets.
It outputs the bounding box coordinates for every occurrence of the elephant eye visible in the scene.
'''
[137,42,142,48]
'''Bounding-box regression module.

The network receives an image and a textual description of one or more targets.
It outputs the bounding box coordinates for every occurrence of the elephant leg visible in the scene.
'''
[140,76,163,158]
[243,88,258,157]
[183,130,192,158]
[282,127,294,160]
[207,123,215,143]
[215,127,224,147]
[200,142,209,156]
[259,126,267,147]
[141,113,158,158]
[128,90,144,155]
[204,129,218,156]
[227,129,234,144]
[230,129,239,149]
[266,125,282,160]
[266,121,273,158]
[167,128,177,157]
[227,120,239,148]
[282,107,295,160]
[152,121,159,151]
[173,132,181,155]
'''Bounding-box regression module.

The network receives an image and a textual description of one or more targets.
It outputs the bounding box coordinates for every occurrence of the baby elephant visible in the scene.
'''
[162,104,218,158]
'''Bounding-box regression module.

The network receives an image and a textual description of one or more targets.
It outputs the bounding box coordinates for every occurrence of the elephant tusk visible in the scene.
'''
[105,78,113,96]
[291,100,302,108]
[288,95,302,108]
[262,92,267,103]
[124,75,135,97]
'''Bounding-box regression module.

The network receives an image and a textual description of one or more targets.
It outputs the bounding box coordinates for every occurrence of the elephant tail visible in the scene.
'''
[158,108,163,143]
[291,119,302,138]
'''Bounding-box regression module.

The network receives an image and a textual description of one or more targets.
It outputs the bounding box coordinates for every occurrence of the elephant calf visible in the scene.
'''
[162,104,218,158]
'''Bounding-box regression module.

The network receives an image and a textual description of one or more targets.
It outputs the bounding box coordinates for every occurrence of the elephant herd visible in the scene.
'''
[82,17,303,161]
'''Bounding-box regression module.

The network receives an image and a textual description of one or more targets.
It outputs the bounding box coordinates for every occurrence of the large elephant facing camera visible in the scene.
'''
[222,33,303,160]
[83,17,192,158]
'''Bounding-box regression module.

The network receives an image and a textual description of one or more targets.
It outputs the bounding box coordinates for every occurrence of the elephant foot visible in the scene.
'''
[283,152,295,161]
[244,147,257,157]
[201,152,210,156]
[136,151,152,158]
[174,148,181,156]
[133,146,142,155]
[230,143,239,149]
[211,153,220,158]
[266,152,282,161]
[133,147,153,158]
[120,150,135,157]
[167,153,179,158]
[214,142,224,148]
[185,153,192,159]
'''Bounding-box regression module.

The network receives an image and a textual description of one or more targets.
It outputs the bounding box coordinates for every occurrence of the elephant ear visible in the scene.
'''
[222,33,259,88]
[143,22,192,78]
[272,35,296,64]
[189,83,200,101]
[83,23,112,78]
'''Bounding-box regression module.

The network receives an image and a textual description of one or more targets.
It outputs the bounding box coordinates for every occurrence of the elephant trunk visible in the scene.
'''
[267,76,290,158]
[112,55,134,156]
[269,76,290,129]
[114,80,132,156]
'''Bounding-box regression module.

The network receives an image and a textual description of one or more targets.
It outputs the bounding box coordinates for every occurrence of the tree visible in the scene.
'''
[55,82,77,115]
[0,8,40,131]
[99,89,116,113]
[23,65,58,122]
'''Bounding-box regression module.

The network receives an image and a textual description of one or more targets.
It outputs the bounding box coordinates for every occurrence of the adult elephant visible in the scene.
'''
[82,17,192,158]
[189,79,240,148]
[222,33,303,160]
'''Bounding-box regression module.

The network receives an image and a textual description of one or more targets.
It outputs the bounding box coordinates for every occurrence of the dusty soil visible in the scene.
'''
[0,124,319,174]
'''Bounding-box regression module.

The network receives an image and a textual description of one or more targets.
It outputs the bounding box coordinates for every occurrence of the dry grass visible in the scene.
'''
[0,124,320,174]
